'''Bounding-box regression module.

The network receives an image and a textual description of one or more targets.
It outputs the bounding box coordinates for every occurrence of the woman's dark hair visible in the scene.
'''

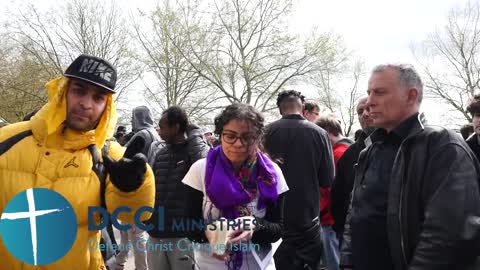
[214,103,264,136]
[161,106,189,133]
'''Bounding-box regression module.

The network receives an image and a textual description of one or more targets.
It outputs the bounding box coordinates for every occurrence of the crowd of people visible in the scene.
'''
[1,55,480,270]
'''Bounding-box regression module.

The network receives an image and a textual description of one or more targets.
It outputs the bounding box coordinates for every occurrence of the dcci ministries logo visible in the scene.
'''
[0,188,77,265]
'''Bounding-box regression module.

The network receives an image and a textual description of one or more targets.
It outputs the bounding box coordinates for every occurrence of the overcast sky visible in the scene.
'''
[0,0,471,126]
[1,0,466,69]
[291,0,469,70]
[115,0,470,70]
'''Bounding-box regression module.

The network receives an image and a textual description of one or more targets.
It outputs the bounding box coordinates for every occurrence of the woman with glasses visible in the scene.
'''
[182,103,288,270]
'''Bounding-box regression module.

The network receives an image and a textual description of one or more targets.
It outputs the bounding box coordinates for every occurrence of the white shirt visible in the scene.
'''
[182,158,289,270]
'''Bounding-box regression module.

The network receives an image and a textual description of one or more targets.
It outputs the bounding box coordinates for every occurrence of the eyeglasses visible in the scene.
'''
[221,132,257,146]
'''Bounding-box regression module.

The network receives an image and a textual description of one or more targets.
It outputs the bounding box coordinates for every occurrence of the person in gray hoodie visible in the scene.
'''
[125,105,161,155]
[113,105,161,270]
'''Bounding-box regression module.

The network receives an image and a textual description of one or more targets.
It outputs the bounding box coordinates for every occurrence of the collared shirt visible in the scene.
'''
[351,113,419,270]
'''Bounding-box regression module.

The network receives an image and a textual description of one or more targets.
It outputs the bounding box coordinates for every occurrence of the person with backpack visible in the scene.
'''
[113,105,161,270]
[125,106,161,155]
[146,106,210,270]
[0,54,155,270]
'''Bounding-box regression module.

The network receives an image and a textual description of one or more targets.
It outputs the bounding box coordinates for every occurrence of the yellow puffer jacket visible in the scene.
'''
[0,77,155,269]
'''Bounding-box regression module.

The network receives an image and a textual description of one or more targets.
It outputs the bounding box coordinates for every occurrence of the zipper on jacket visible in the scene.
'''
[350,163,359,209]
[395,147,409,266]
[396,115,424,266]
[398,177,408,265]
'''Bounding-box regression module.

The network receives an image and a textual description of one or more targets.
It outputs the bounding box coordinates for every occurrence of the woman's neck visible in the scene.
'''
[232,162,242,175]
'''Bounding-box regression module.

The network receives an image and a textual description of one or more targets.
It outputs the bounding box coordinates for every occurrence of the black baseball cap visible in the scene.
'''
[64,54,117,93]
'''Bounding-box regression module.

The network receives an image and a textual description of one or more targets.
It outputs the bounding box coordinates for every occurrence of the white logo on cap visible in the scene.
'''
[79,59,113,82]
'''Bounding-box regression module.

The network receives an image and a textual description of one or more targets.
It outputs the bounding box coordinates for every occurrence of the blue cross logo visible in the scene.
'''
[0,188,77,265]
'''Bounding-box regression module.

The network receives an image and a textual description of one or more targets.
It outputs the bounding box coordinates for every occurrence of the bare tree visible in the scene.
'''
[133,0,224,123]
[412,0,480,124]
[170,0,347,112]
[314,59,366,137]
[0,38,50,122]
[4,0,139,103]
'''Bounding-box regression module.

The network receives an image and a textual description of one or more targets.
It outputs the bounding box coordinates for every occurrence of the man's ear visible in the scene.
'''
[407,87,419,104]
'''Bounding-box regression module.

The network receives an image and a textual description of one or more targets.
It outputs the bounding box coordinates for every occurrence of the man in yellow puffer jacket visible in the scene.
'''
[0,55,155,269]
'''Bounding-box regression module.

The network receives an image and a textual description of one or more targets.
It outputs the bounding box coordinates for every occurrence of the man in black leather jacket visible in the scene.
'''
[331,97,375,245]
[340,64,480,270]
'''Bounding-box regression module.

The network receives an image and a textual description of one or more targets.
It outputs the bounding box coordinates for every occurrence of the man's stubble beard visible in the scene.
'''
[65,116,99,132]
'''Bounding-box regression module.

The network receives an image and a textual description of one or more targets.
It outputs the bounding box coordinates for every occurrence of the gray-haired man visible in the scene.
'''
[340,64,480,270]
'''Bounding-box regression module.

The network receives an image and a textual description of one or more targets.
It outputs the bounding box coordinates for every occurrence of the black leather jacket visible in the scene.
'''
[341,115,480,270]
[466,134,480,162]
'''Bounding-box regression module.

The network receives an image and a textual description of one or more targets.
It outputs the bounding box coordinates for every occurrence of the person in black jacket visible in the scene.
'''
[340,64,480,270]
[114,125,127,146]
[146,106,210,270]
[466,95,480,161]
[461,124,474,141]
[263,90,335,270]
[331,97,374,245]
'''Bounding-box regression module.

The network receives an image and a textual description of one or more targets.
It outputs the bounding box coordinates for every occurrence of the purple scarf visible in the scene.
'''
[205,146,279,269]
[205,146,279,219]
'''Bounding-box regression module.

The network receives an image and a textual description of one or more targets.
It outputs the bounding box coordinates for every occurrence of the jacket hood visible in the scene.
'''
[132,106,155,132]
[29,76,117,150]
